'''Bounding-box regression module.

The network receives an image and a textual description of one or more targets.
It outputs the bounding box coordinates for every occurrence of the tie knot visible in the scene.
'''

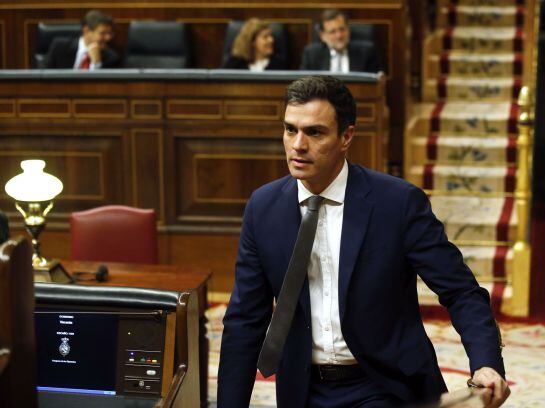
[307,195,324,211]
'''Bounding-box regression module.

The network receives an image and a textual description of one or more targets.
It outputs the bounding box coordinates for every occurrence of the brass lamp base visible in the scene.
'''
[33,259,74,284]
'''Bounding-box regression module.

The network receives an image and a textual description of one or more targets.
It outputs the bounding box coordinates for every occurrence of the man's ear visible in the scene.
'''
[341,125,355,151]
[319,30,327,44]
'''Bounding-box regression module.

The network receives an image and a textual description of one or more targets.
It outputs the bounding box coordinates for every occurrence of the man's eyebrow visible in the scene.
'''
[283,122,329,132]
[302,124,329,133]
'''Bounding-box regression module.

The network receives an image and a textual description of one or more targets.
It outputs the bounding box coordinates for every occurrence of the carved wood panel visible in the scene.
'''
[0,131,129,219]
[173,135,288,224]
[131,128,165,223]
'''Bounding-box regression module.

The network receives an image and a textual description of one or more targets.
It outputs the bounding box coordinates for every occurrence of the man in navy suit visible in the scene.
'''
[45,10,118,70]
[300,10,380,73]
[217,76,510,407]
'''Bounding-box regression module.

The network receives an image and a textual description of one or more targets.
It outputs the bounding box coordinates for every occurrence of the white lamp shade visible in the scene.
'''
[5,160,63,202]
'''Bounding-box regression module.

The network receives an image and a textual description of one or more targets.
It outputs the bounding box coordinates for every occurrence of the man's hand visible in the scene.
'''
[471,367,510,407]
[88,42,102,65]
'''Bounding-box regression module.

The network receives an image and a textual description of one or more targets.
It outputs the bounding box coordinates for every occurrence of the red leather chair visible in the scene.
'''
[70,205,158,264]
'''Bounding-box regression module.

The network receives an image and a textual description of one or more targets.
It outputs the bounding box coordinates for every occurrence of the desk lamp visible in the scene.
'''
[5,159,72,283]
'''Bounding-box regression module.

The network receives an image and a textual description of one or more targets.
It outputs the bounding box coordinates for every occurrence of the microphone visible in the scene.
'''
[73,264,109,282]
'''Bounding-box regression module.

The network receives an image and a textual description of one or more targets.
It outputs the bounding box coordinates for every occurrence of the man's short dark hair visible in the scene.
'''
[319,9,348,31]
[285,75,356,135]
[81,10,113,31]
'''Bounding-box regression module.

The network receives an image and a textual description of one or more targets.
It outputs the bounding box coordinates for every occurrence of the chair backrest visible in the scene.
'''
[312,22,376,45]
[35,22,81,68]
[124,21,189,68]
[0,210,9,244]
[70,205,158,264]
[221,20,288,67]
[0,237,38,408]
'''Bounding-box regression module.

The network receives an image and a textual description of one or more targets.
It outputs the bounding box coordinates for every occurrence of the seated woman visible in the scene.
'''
[223,19,288,71]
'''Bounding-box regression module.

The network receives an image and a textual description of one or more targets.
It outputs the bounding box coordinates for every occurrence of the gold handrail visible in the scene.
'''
[502,0,540,316]
[504,86,534,317]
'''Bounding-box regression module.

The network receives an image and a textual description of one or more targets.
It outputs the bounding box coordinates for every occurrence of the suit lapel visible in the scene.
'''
[338,165,373,322]
[68,38,79,67]
[320,44,331,70]
[277,178,311,321]
[347,43,358,71]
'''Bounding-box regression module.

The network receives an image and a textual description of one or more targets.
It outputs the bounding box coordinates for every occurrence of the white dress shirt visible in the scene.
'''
[297,160,357,365]
[248,58,270,72]
[329,48,349,73]
[73,37,102,70]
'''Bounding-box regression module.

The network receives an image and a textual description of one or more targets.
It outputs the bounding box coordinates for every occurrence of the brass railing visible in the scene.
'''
[505,86,534,317]
[502,0,541,316]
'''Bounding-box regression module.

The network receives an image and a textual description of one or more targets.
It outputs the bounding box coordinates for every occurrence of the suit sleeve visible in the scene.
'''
[300,47,312,70]
[102,49,119,68]
[217,196,274,407]
[402,185,505,377]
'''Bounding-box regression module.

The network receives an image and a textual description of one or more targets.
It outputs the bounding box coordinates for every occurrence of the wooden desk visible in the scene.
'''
[62,260,211,407]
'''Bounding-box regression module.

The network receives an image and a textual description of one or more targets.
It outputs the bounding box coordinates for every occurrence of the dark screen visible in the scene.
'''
[35,310,118,395]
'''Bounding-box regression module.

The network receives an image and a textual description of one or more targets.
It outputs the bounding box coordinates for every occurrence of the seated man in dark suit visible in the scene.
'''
[0,210,9,244]
[300,9,379,73]
[45,10,118,70]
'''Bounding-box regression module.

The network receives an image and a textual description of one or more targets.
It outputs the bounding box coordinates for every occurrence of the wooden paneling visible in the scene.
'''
[73,99,127,118]
[1,75,385,294]
[18,99,71,118]
[131,100,162,120]
[173,137,287,221]
[0,76,386,231]
[224,100,282,120]
[131,128,165,222]
[168,100,222,120]
[0,0,407,167]
[0,99,15,117]
[0,131,128,216]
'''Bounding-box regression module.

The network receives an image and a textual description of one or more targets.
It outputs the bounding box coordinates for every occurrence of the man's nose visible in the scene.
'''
[292,132,308,150]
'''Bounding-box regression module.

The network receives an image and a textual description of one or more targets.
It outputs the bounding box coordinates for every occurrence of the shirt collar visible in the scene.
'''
[297,160,348,205]
[329,48,347,58]
[249,58,270,72]
[78,36,88,53]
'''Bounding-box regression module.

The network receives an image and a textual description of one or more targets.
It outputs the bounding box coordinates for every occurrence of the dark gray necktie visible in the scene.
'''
[257,195,325,377]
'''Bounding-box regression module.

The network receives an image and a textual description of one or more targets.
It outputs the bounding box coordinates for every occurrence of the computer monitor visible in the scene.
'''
[34,284,181,408]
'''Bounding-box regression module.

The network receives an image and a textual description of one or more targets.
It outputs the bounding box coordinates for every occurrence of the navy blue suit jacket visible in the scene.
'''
[218,164,504,407]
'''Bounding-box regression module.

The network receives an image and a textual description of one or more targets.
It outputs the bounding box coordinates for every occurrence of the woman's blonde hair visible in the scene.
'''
[231,18,272,62]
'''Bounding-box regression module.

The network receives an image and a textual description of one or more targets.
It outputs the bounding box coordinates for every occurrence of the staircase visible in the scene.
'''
[406,0,531,314]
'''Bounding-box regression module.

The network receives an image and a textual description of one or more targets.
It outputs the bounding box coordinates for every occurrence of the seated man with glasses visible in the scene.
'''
[300,9,379,73]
